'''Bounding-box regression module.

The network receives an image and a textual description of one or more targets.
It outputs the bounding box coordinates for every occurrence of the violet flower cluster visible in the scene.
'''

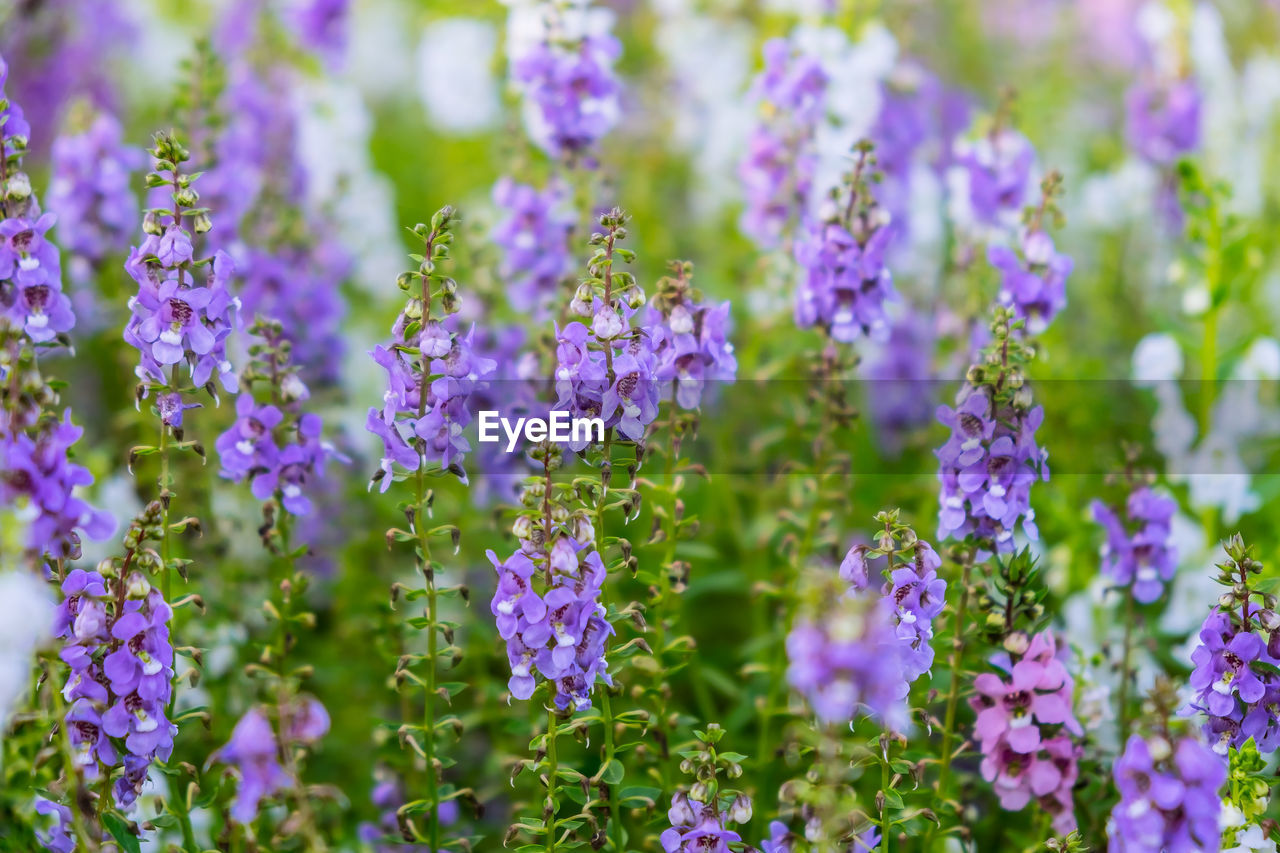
[48,108,141,285]
[1184,537,1280,756]
[553,210,659,449]
[55,506,178,812]
[987,225,1072,335]
[936,381,1047,550]
[508,0,621,162]
[970,631,1083,834]
[951,126,1037,231]
[793,145,897,343]
[488,514,613,711]
[1,55,74,345]
[1091,486,1178,603]
[1110,732,1225,852]
[213,695,330,823]
[216,320,342,516]
[366,207,496,488]
[739,37,828,248]
[490,177,574,317]
[646,262,737,410]
[123,133,240,405]
[786,570,907,729]
[1126,78,1201,168]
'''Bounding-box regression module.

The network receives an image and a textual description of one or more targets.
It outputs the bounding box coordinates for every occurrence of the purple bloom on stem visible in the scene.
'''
[951,128,1036,230]
[1091,487,1178,603]
[215,707,289,824]
[1110,733,1225,852]
[1126,78,1201,168]
[988,228,1072,334]
[491,178,574,317]
[35,798,75,853]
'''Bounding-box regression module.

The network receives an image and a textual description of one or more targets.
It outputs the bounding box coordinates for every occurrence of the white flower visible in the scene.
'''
[416,19,501,134]
[0,571,54,733]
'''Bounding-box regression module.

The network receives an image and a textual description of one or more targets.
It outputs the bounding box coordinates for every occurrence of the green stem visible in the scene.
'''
[546,709,559,853]
[935,560,973,805]
[880,737,892,853]
[601,691,625,852]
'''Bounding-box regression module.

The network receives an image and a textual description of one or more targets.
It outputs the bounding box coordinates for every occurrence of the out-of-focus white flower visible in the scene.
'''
[1221,802,1278,853]
[1132,332,1184,384]
[347,0,416,98]
[1079,159,1159,230]
[0,571,54,733]
[416,18,501,134]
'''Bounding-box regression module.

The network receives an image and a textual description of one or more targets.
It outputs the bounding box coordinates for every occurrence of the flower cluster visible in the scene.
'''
[1,56,74,346]
[1091,486,1178,603]
[1184,537,1280,756]
[366,208,495,488]
[951,125,1036,231]
[123,133,240,403]
[1110,732,1225,852]
[507,0,621,162]
[738,37,828,247]
[646,261,737,410]
[48,107,141,284]
[794,143,897,343]
[936,310,1048,550]
[358,770,460,851]
[489,510,612,711]
[970,631,1083,834]
[216,319,342,516]
[662,725,753,853]
[490,177,575,318]
[214,695,330,823]
[1126,78,1201,168]
[786,567,907,729]
[553,209,659,448]
[986,170,1072,334]
[54,503,177,811]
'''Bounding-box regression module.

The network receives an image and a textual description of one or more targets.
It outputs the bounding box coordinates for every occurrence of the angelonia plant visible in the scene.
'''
[6,2,1280,851]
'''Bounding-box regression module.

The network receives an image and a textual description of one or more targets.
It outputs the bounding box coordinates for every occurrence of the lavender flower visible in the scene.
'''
[1126,77,1201,168]
[490,177,574,317]
[215,706,289,824]
[794,144,896,343]
[951,127,1036,231]
[739,37,828,247]
[1184,537,1280,756]
[34,798,75,853]
[124,133,240,402]
[507,0,621,161]
[358,769,460,851]
[970,632,1083,833]
[288,0,351,69]
[988,227,1072,334]
[661,791,746,853]
[48,108,141,284]
[1091,487,1178,603]
[1110,733,1225,852]
[647,261,737,410]
[864,310,935,452]
[787,569,906,729]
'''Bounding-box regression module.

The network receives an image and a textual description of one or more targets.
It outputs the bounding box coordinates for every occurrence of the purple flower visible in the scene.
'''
[952,128,1036,230]
[660,793,745,853]
[216,394,284,480]
[1091,487,1178,604]
[988,228,1072,334]
[647,280,737,410]
[215,707,289,824]
[1186,609,1280,755]
[1126,78,1201,168]
[358,770,459,851]
[48,110,142,280]
[882,541,947,687]
[509,6,621,161]
[794,217,896,343]
[491,178,574,317]
[738,38,828,247]
[864,310,935,452]
[0,212,75,343]
[935,383,1047,550]
[35,797,75,853]
[1110,733,1225,852]
[288,0,350,69]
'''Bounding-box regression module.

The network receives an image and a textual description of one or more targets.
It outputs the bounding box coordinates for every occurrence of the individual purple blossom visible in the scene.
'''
[35,797,75,853]
[1185,610,1280,755]
[0,213,75,343]
[738,37,828,247]
[988,227,1072,335]
[288,0,350,69]
[1110,733,1225,852]
[970,632,1083,833]
[48,109,141,283]
[1091,486,1178,604]
[881,541,947,687]
[935,381,1048,550]
[215,706,290,824]
[509,3,622,161]
[490,177,574,317]
[952,128,1036,230]
[661,792,745,853]
[1126,78,1201,168]
[216,394,283,480]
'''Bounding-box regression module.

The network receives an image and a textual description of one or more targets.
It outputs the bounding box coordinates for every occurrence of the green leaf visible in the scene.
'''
[599,758,624,785]
[103,814,142,853]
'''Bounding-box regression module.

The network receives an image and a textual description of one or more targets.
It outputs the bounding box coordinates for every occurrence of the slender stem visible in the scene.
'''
[936,559,973,802]
[1116,587,1136,738]
[416,262,441,851]
[601,691,624,852]
[546,709,559,853]
[880,736,892,853]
